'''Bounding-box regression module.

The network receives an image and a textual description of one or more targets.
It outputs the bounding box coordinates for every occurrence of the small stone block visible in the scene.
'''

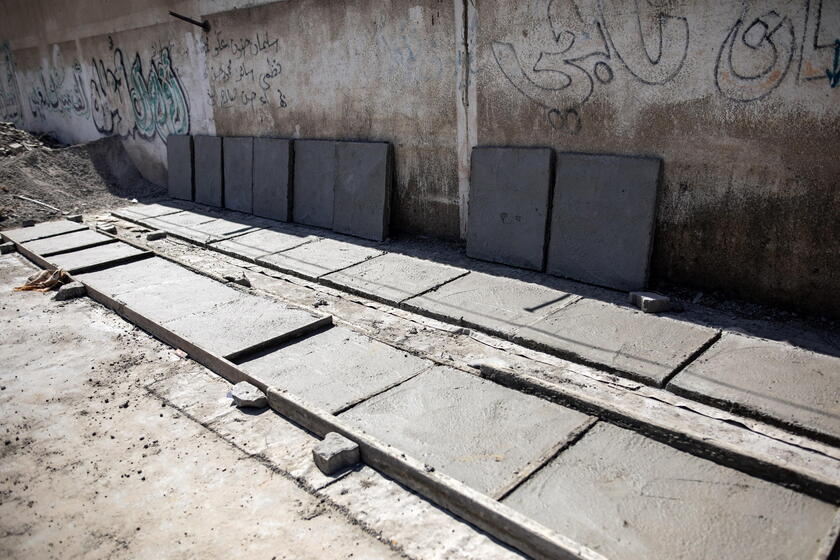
[22,220,35,227]
[313,432,360,475]
[629,291,671,313]
[52,281,86,301]
[231,381,267,408]
[0,242,14,254]
[146,231,166,241]
[97,224,117,234]
[66,214,83,223]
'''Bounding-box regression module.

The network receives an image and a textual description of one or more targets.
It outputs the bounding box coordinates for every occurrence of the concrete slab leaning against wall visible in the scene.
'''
[547,153,661,291]
[466,147,553,271]
[167,135,193,201]
[293,140,337,229]
[333,141,392,242]
[253,138,292,222]
[194,136,224,208]
[223,137,254,214]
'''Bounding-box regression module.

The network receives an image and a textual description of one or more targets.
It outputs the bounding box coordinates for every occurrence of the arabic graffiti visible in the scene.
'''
[0,43,23,125]
[28,60,90,119]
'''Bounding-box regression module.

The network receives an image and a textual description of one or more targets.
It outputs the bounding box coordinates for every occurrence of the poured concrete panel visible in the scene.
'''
[466,147,553,271]
[190,217,254,239]
[223,137,253,213]
[167,134,193,201]
[194,135,223,207]
[404,271,577,338]
[112,201,194,220]
[257,238,384,280]
[1,220,87,244]
[212,227,317,260]
[321,252,466,305]
[547,153,661,291]
[47,242,148,274]
[145,210,218,229]
[293,140,336,229]
[333,142,392,241]
[253,138,292,221]
[23,229,115,256]
[503,422,837,560]
[238,326,432,413]
[339,366,593,497]
[518,298,718,385]
[668,333,840,444]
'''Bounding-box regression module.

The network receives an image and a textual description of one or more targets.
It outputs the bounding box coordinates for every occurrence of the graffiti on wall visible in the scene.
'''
[28,60,90,120]
[0,43,23,125]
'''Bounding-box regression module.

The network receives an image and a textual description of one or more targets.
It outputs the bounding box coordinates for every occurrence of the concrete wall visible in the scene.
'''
[1,0,838,317]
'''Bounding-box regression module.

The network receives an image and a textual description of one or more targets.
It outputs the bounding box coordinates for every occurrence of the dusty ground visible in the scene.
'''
[0,252,402,560]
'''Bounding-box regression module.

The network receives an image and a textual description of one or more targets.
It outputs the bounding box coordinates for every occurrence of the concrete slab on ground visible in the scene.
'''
[668,333,840,444]
[146,210,218,228]
[212,227,317,261]
[194,135,223,207]
[167,134,193,200]
[23,229,115,256]
[47,242,149,274]
[189,216,255,239]
[502,422,838,560]
[293,139,336,229]
[466,147,553,271]
[223,137,253,213]
[322,252,466,304]
[547,153,660,291]
[339,366,593,497]
[253,137,292,222]
[403,271,578,338]
[333,141,391,241]
[1,220,87,243]
[256,237,384,280]
[113,201,194,219]
[518,298,718,385]
[237,326,432,413]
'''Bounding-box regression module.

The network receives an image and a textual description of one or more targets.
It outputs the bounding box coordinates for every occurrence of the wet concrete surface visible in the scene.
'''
[47,241,148,273]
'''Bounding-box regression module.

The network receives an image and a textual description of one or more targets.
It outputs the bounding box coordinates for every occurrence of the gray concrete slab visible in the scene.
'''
[547,153,661,291]
[237,326,432,413]
[212,227,317,261]
[333,141,391,241]
[293,140,336,229]
[47,242,149,274]
[668,333,840,444]
[403,271,578,338]
[147,210,218,229]
[161,293,331,358]
[518,298,718,385]
[223,137,253,213]
[107,276,239,325]
[502,422,837,560]
[194,135,223,207]
[253,137,292,222]
[113,201,194,220]
[190,217,255,239]
[256,238,384,280]
[23,229,115,256]
[1,220,87,244]
[75,257,213,300]
[466,147,553,271]
[321,252,466,305]
[339,366,593,497]
[167,134,193,201]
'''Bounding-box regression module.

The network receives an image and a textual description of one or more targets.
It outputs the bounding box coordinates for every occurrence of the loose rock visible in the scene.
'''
[146,230,166,241]
[313,432,360,475]
[53,281,86,301]
[230,381,267,408]
[629,291,671,313]
[223,272,251,287]
[66,214,83,223]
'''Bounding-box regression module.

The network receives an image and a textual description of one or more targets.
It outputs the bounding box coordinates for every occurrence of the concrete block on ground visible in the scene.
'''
[194,135,223,207]
[47,242,149,274]
[253,137,292,222]
[293,140,336,229]
[313,432,360,475]
[146,231,166,241]
[321,252,466,305]
[97,223,117,234]
[502,422,837,560]
[629,291,671,313]
[211,227,316,261]
[230,381,267,408]
[338,366,593,497]
[66,214,83,223]
[466,147,553,271]
[547,153,661,291]
[668,333,840,444]
[333,141,392,241]
[0,242,14,254]
[256,237,384,280]
[167,134,193,201]
[52,281,86,301]
[223,137,253,213]
[1,220,87,244]
[23,230,115,257]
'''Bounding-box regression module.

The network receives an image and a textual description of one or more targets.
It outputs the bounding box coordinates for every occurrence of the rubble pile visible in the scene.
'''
[0,121,62,157]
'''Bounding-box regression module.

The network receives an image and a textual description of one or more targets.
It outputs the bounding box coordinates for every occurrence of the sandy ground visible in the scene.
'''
[0,252,402,560]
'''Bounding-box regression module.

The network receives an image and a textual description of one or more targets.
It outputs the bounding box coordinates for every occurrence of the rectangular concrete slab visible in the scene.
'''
[668,333,840,444]
[167,134,193,201]
[46,242,149,274]
[212,227,317,261]
[332,141,392,241]
[547,153,661,291]
[466,147,553,271]
[293,140,336,229]
[256,237,385,280]
[112,201,194,220]
[322,252,466,305]
[339,366,593,497]
[2,220,87,244]
[403,271,578,338]
[223,137,253,213]
[518,298,718,385]
[189,217,255,239]
[502,422,837,560]
[194,135,223,207]
[22,229,115,256]
[253,137,292,222]
[237,326,433,413]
